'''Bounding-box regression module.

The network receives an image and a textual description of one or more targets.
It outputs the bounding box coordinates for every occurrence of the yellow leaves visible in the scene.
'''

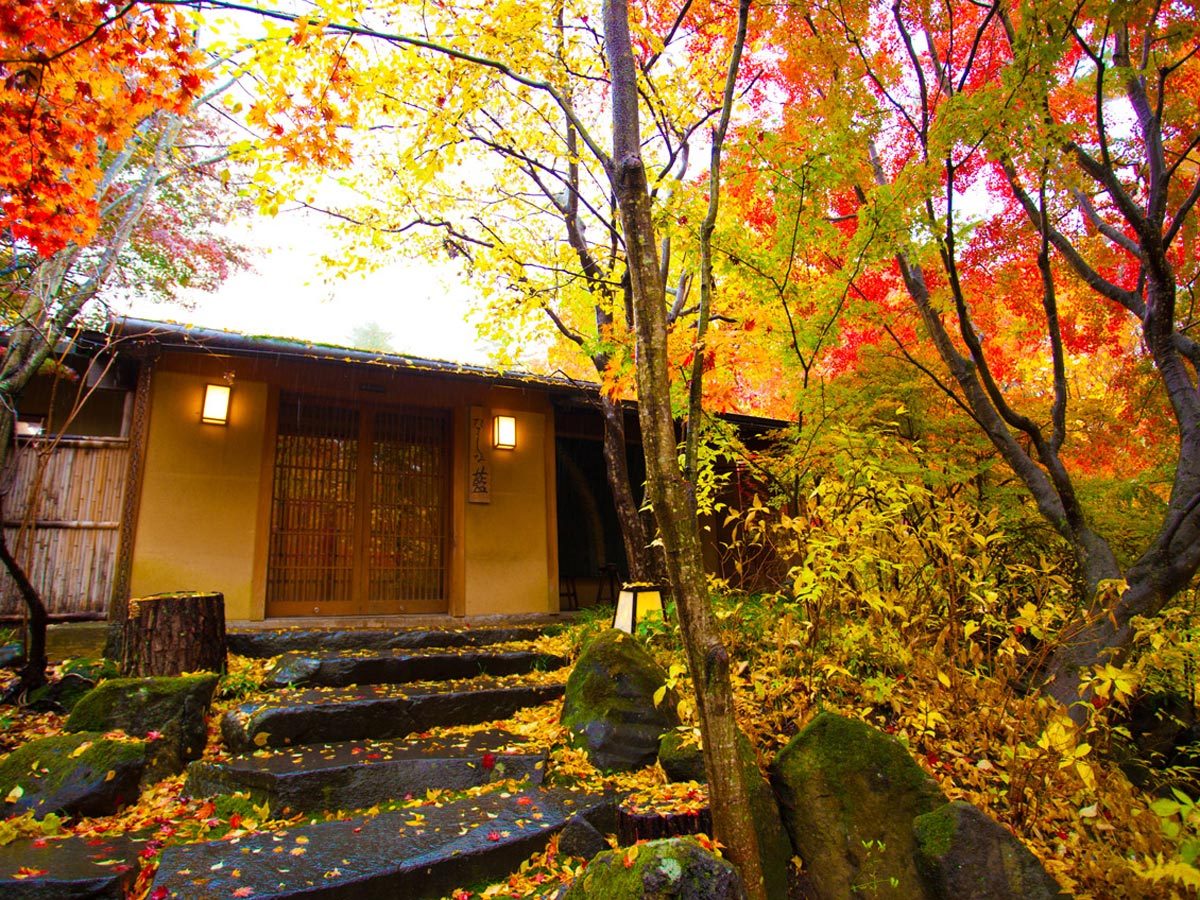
[5,785,24,804]
[69,741,93,759]
[1084,663,1137,705]
[1133,858,1200,890]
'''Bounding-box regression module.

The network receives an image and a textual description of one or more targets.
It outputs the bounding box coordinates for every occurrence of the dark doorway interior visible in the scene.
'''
[555,435,646,606]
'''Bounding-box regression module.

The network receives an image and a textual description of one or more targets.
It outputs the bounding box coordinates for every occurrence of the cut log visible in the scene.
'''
[616,802,712,845]
[121,592,226,677]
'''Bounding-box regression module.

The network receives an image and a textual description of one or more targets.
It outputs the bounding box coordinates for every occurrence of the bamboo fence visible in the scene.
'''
[1,438,129,618]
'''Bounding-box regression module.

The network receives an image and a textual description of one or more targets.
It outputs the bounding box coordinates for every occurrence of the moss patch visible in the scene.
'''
[0,732,146,818]
[913,803,957,859]
[66,673,218,733]
[562,837,745,900]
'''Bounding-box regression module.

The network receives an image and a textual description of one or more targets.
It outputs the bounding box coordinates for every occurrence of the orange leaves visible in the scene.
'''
[0,1,206,256]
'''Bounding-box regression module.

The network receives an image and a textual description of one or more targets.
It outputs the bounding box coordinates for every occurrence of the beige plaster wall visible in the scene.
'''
[129,353,559,621]
[129,370,268,620]
[463,405,555,616]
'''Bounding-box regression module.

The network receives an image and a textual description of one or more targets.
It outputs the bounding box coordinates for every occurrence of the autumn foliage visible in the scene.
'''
[0,2,204,256]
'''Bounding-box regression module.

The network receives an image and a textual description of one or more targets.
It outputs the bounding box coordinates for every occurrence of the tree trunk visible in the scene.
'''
[0,518,48,696]
[602,2,767,895]
[599,393,661,582]
[121,592,227,677]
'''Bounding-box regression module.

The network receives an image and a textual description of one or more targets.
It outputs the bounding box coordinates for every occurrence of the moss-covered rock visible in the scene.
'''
[659,729,706,783]
[66,673,219,779]
[913,801,1066,899]
[770,712,945,899]
[0,732,146,818]
[562,836,746,900]
[561,629,680,771]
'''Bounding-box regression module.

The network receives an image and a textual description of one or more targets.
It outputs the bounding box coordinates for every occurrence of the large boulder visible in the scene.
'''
[0,732,146,818]
[562,836,746,900]
[66,673,219,779]
[913,801,1066,899]
[770,712,946,899]
[560,629,679,771]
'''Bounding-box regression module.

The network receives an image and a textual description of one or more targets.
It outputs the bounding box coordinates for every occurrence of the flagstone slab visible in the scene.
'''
[264,649,567,689]
[187,729,548,815]
[221,678,566,753]
[0,833,143,899]
[228,626,550,658]
[150,788,615,900]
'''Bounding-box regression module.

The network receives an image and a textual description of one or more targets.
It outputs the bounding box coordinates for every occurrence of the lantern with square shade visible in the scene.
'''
[493,414,516,449]
[612,584,665,633]
[202,383,231,425]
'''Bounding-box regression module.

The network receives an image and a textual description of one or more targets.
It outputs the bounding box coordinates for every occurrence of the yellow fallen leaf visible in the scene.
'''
[69,741,93,759]
[253,733,270,748]
[104,770,116,782]
[6,785,24,803]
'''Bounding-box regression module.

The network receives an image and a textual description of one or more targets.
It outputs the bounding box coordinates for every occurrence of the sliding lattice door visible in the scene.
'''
[266,395,449,617]
[266,397,359,614]
[366,409,449,614]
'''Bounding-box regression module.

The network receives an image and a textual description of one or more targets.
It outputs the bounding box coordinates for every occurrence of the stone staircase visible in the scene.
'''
[1,624,605,900]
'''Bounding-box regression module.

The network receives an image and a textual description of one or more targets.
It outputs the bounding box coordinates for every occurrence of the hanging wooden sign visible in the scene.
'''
[468,405,491,504]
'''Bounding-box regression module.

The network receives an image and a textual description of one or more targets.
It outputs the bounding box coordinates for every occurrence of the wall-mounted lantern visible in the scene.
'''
[202,383,232,425]
[493,414,516,450]
[612,584,665,633]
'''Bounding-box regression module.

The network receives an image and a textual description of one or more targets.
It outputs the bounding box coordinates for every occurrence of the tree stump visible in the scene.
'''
[616,802,713,845]
[121,592,226,677]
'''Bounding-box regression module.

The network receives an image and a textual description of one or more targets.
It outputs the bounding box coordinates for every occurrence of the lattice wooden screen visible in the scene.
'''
[267,395,359,606]
[366,409,449,612]
[266,395,449,614]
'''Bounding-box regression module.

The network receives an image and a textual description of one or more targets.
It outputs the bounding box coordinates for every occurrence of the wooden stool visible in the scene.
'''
[559,576,579,611]
[596,563,620,605]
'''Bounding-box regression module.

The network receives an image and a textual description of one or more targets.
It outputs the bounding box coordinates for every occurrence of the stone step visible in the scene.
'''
[228,625,553,658]
[264,647,567,689]
[0,832,143,899]
[221,675,566,753]
[150,787,615,900]
[187,729,548,816]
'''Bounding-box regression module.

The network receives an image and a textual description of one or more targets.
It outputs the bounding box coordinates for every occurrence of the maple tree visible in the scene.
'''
[733,0,1200,714]
[1,1,230,694]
